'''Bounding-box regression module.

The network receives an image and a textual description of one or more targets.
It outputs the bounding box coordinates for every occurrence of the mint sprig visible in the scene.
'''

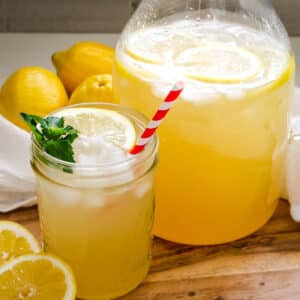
[20,113,79,163]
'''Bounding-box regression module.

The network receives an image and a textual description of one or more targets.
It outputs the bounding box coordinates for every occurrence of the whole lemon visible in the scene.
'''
[70,74,116,104]
[52,41,115,94]
[0,66,68,130]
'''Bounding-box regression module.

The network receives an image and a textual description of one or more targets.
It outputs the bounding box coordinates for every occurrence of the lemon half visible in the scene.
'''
[0,254,76,300]
[0,221,40,266]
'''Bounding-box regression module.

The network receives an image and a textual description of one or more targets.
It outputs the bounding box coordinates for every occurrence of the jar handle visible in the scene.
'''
[286,115,300,221]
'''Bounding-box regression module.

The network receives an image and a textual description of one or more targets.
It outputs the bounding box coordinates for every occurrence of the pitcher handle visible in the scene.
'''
[287,115,300,221]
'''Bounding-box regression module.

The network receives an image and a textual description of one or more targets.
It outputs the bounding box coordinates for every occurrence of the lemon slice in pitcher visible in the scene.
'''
[126,28,198,64]
[175,44,262,83]
[54,107,136,151]
[0,221,40,266]
[0,254,76,300]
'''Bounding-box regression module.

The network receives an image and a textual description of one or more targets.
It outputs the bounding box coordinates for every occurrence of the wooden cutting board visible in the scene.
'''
[1,200,300,300]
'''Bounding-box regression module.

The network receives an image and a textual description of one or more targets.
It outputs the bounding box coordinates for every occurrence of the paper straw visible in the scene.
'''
[130,81,184,155]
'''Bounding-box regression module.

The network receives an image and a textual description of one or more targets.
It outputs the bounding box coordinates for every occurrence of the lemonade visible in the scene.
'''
[31,104,158,299]
[113,15,295,245]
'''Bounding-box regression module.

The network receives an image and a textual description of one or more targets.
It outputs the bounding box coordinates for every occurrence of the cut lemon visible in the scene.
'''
[175,44,262,83]
[54,107,136,151]
[0,254,76,300]
[0,221,40,266]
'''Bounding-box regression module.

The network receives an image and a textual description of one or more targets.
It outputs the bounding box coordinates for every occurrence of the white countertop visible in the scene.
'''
[0,33,118,86]
[0,33,299,85]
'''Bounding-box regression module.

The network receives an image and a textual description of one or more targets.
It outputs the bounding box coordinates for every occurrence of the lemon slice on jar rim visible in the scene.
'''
[54,107,136,152]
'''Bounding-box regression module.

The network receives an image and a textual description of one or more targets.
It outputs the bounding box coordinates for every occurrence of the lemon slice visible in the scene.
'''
[54,107,136,151]
[0,254,76,300]
[126,28,198,64]
[0,221,40,266]
[175,44,262,83]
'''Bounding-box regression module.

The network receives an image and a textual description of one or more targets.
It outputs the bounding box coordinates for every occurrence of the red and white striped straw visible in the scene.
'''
[130,81,184,155]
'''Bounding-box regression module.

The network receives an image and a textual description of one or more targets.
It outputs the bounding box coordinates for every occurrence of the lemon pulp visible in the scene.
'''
[0,254,76,300]
[0,221,40,266]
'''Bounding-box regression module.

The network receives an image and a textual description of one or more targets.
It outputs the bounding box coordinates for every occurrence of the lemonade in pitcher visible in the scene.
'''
[114,5,295,244]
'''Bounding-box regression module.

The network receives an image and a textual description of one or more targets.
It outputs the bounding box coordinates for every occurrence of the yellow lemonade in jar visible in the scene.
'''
[113,15,295,245]
[32,104,158,299]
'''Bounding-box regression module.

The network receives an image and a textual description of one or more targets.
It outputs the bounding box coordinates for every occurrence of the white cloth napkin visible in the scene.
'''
[0,115,36,212]
[280,87,300,201]
[1,89,300,219]
[287,87,300,220]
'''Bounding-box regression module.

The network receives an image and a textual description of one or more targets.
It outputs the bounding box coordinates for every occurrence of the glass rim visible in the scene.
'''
[31,102,158,172]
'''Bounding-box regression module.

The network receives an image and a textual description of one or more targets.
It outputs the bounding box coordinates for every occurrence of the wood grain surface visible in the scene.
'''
[1,200,300,300]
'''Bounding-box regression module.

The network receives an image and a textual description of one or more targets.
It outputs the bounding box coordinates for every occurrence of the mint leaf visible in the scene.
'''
[20,113,44,145]
[61,126,79,144]
[20,112,79,163]
[44,140,76,163]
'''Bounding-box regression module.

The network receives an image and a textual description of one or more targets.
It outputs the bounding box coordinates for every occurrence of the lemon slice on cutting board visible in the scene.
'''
[0,221,40,266]
[175,44,262,83]
[54,107,136,151]
[0,254,76,300]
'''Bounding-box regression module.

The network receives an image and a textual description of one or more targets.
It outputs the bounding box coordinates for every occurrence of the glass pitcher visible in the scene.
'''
[113,0,295,245]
